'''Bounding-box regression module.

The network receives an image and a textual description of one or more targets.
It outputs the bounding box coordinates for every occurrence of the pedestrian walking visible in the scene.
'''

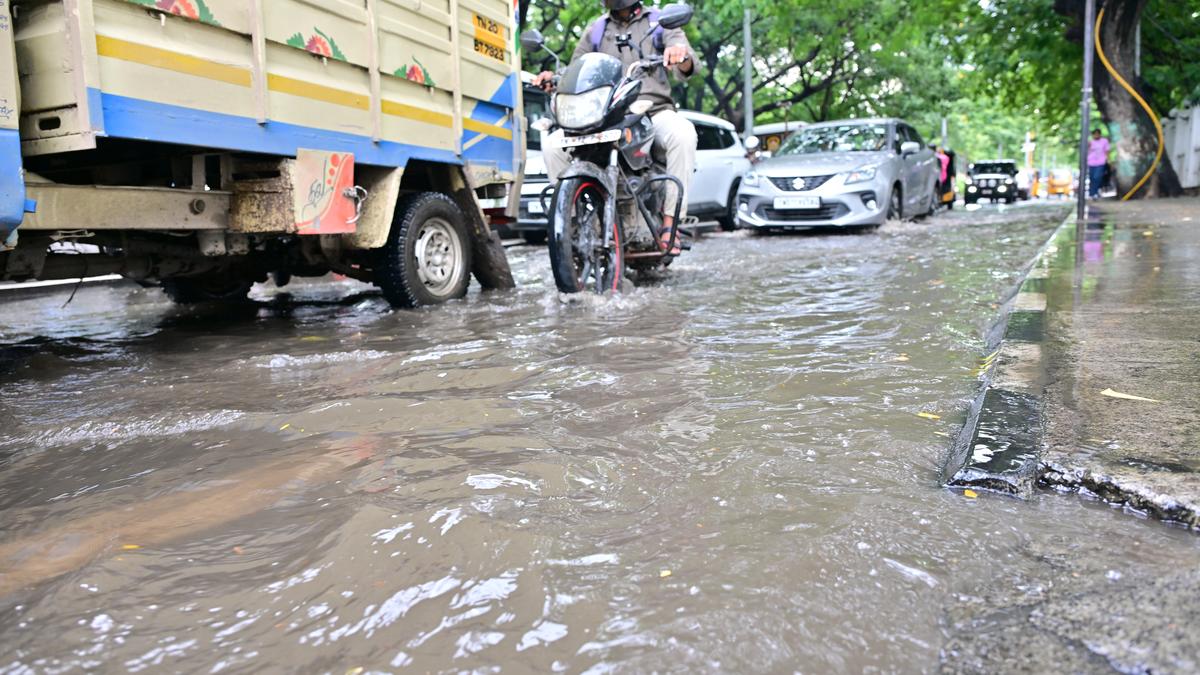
[1086,129,1110,199]
[935,146,951,187]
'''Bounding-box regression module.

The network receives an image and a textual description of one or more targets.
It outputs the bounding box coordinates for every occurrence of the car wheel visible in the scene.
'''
[522,229,547,245]
[717,181,740,232]
[375,192,472,308]
[923,185,937,217]
[886,185,902,221]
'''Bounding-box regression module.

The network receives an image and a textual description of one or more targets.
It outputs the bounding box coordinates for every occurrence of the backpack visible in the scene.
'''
[590,8,665,53]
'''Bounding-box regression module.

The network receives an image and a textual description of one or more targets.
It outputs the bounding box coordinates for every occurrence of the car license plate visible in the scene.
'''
[527,199,544,214]
[773,196,821,210]
[556,129,622,148]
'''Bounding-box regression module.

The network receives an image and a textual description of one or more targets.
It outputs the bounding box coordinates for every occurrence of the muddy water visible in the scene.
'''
[1,203,1196,672]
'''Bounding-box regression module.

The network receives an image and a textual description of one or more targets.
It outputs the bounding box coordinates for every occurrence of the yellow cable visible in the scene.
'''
[1094,8,1164,200]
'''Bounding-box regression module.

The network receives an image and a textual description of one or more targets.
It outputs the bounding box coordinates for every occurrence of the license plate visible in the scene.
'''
[773,196,821,209]
[556,129,622,148]
[527,199,544,214]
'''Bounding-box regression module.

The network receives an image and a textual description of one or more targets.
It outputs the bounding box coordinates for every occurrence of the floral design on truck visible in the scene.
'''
[130,0,220,27]
[286,28,347,62]
[396,58,436,88]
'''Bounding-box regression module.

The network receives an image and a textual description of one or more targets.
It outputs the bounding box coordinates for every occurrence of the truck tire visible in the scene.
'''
[376,192,472,308]
[161,276,252,304]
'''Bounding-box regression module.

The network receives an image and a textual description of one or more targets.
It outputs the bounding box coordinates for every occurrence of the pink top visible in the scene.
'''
[937,152,950,182]
[1087,137,1110,167]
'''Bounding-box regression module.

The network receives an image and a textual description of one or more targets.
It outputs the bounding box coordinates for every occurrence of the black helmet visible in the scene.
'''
[603,0,640,11]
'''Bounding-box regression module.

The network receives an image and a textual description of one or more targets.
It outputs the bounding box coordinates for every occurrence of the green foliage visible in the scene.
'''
[1141,1,1200,107]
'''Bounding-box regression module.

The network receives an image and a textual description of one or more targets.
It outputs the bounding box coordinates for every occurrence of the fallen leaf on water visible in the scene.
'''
[963,489,978,499]
[279,423,290,431]
[346,668,364,675]
[121,544,141,550]
[928,279,944,286]
[1142,230,1154,237]
[301,336,328,342]
[1099,388,1161,403]
[934,431,951,437]
[233,546,245,555]
[893,355,910,362]
[917,412,941,420]
[659,569,672,578]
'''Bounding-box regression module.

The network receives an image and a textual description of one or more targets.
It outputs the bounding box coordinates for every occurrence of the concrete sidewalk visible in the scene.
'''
[1039,198,1200,526]
[949,196,1200,527]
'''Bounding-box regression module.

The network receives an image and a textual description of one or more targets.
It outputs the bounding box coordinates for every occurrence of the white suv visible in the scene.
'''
[681,110,752,230]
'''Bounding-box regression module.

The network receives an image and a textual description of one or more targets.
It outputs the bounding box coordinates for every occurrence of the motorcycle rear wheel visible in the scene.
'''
[548,178,623,294]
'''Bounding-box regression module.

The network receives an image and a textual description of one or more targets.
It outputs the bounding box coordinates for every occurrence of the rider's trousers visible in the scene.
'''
[543,108,697,221]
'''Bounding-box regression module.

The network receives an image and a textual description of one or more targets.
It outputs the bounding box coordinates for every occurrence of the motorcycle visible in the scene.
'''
[520,3,694,295]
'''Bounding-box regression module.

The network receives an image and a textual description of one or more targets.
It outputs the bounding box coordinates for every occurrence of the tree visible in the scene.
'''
[522,0,966,131]
[963,0,1190,198]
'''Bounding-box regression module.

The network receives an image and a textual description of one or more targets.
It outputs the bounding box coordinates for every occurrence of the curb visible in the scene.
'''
[942,211,1074,498]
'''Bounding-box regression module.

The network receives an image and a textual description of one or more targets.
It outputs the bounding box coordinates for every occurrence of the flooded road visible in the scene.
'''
[1,203,1197,672]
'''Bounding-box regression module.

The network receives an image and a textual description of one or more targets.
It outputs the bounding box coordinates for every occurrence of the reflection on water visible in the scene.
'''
[1,204,1196,671]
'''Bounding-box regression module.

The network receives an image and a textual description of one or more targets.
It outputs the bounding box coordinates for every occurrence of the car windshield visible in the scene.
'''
[522,86,549,151]
[972,162,1016,175]
[777,124,888,154]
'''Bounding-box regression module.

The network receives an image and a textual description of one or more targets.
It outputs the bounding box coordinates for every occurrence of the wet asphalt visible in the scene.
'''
[0,201,1197,673]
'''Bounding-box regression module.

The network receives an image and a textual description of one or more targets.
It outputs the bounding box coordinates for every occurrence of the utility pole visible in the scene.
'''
[1134,18,1141,78]
[742,7,753,138]
[1078,0,1096,220]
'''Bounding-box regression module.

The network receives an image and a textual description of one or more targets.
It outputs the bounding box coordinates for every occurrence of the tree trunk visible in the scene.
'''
[1091,0,1182,197]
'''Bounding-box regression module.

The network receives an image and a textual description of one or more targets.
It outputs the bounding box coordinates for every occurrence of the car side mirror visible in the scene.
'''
[744,135,760,151]
[520,30,546,53]
[900,141,920,156]
[657,3,693,29]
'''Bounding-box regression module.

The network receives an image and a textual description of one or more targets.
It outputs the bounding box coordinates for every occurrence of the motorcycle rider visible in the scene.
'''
[534,0,698,254]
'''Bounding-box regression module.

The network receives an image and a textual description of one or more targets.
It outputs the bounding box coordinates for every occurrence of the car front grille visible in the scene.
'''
[759,203,850,222]
[768,174,834,192]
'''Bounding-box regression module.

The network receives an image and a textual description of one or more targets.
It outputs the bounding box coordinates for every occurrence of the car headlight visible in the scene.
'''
[743,171,761,187]
[554,87,611,130]
[845,164,878,185]
[1004,178,1014,184]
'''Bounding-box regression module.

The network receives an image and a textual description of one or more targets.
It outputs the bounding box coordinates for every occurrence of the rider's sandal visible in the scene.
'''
[658,227,683,256]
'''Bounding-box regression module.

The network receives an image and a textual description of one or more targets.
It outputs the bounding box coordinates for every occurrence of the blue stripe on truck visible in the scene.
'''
[98,90,463,168]
[0,128,26,240]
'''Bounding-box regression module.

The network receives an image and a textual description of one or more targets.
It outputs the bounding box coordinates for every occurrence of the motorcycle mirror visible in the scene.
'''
[656,3,693,29]
[744,135,760,151]
[520,30,546,52]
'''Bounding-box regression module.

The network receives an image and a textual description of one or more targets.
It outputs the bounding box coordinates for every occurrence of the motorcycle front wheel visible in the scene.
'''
[548,178,623,294]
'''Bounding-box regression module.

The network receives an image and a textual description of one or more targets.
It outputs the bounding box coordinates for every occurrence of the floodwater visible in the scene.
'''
[1,203,1196,673]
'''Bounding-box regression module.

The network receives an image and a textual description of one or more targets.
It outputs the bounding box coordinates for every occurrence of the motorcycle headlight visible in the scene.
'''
[554,87,612,130]
[743,171,761,187]
[845,164,878,185]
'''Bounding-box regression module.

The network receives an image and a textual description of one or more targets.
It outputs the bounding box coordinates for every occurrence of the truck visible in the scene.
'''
[0,0,520,307]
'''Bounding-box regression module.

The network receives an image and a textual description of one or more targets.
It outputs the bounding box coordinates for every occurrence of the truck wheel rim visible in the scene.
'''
[414,217,463,297]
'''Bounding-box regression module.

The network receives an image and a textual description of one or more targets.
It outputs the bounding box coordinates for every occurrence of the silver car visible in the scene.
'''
[736,118,940,230]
